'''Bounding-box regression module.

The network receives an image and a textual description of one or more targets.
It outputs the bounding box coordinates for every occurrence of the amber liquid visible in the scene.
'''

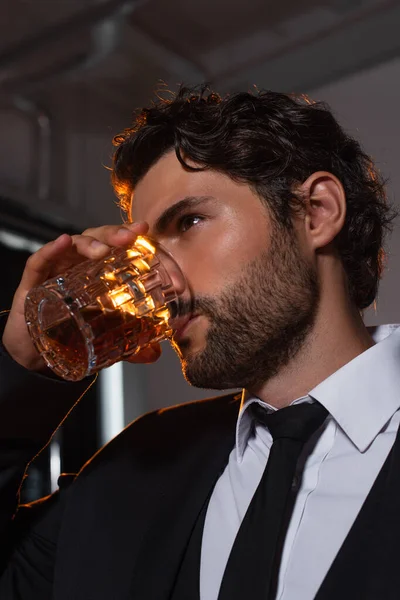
[43,304,168,377]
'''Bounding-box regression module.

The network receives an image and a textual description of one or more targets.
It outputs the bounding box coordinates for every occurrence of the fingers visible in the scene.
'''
[70,221,150,260]
[82,221,148,239]
[18,222,149,298]
[126,342,162,364]
[81,221,149,247]
[8,220,159,373]
[19,233,73,294]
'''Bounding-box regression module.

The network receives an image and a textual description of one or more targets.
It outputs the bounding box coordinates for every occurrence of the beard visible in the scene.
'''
[172,225,320,391]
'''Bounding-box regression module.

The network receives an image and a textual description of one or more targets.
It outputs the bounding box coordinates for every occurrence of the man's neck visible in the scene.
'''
[249,301,375,409]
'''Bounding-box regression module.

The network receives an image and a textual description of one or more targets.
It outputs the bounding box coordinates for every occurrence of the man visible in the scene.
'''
[0,85,398,599]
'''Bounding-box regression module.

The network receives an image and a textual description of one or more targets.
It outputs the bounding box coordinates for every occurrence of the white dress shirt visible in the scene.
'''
[200,324,400,600]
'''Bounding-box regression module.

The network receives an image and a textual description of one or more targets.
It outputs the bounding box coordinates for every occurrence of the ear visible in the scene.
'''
[298,171,346,251]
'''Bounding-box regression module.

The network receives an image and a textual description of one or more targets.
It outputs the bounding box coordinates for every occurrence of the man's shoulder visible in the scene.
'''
[122,391,241,449]
[147,391,242,425]
[77,391,241,479]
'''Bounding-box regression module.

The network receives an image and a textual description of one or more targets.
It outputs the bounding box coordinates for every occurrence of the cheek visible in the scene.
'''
[177,222,268,297]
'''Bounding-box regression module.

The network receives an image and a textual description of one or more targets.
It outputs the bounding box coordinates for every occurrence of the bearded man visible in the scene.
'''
[0,85,398,600]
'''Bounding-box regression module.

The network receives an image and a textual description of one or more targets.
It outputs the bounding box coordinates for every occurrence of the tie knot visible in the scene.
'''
[251,401,328,443]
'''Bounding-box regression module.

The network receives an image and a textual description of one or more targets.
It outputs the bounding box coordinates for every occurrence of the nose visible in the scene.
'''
[169,263,187,296]
[151,238,192,319]
[155,241,187,297]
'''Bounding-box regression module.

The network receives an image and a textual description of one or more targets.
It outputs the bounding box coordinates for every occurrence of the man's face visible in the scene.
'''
[131,151,319,391]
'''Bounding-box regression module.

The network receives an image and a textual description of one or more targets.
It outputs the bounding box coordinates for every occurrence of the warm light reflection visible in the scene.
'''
[135,236,156,255]
[131,258,151,273]
[108,287,161,318]
[126,248,141,259]
[136,295,155,315]
[103,271,116,281]
[110,288,132,308]
[120,303,137,316]
[154,307,170,323]
[109,287,137,316]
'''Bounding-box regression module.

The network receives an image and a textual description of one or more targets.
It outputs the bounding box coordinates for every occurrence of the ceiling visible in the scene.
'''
[1,0,400,114]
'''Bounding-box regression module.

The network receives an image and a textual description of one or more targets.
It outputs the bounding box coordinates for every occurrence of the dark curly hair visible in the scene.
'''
[112,84,397,311]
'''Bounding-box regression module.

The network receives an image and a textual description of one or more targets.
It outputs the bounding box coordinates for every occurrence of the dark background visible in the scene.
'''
[0,198,99,501]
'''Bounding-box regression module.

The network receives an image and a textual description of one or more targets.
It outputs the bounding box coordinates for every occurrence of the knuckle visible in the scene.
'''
[108,224,127,237]
[83,225,118,237]
[81,228,96,237]
[70,233,81,245]
[25,252,37,267]
[72,233,97,248]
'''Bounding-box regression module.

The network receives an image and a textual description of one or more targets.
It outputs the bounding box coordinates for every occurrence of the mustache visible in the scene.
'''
[177,296,218,319]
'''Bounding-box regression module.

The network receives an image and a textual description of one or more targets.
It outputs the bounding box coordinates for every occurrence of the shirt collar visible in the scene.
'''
[236,324,400,461]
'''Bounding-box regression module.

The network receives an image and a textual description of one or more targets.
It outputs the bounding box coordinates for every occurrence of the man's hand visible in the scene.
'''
[2,222,161,373]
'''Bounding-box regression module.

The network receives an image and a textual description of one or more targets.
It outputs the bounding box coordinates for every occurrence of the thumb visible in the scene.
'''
[126,342,162,364]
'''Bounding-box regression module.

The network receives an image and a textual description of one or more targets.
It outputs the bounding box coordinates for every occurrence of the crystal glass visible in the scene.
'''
[25,236,189,381]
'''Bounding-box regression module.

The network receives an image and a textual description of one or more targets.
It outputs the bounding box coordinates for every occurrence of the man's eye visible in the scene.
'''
[177,214,204,233]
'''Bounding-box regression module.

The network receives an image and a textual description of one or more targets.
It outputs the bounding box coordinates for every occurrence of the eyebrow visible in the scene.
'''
[153,195,214,235]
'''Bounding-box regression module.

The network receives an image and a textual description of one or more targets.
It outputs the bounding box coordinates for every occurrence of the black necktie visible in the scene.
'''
[217,401,328,600]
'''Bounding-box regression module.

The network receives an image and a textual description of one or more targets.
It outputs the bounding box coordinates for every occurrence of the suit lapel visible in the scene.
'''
[129,394,240,599]
[54,393,240,600]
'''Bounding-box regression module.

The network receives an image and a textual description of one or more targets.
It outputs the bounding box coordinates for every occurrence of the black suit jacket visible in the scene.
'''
[0,331,241,599]
[2,333,400,599]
